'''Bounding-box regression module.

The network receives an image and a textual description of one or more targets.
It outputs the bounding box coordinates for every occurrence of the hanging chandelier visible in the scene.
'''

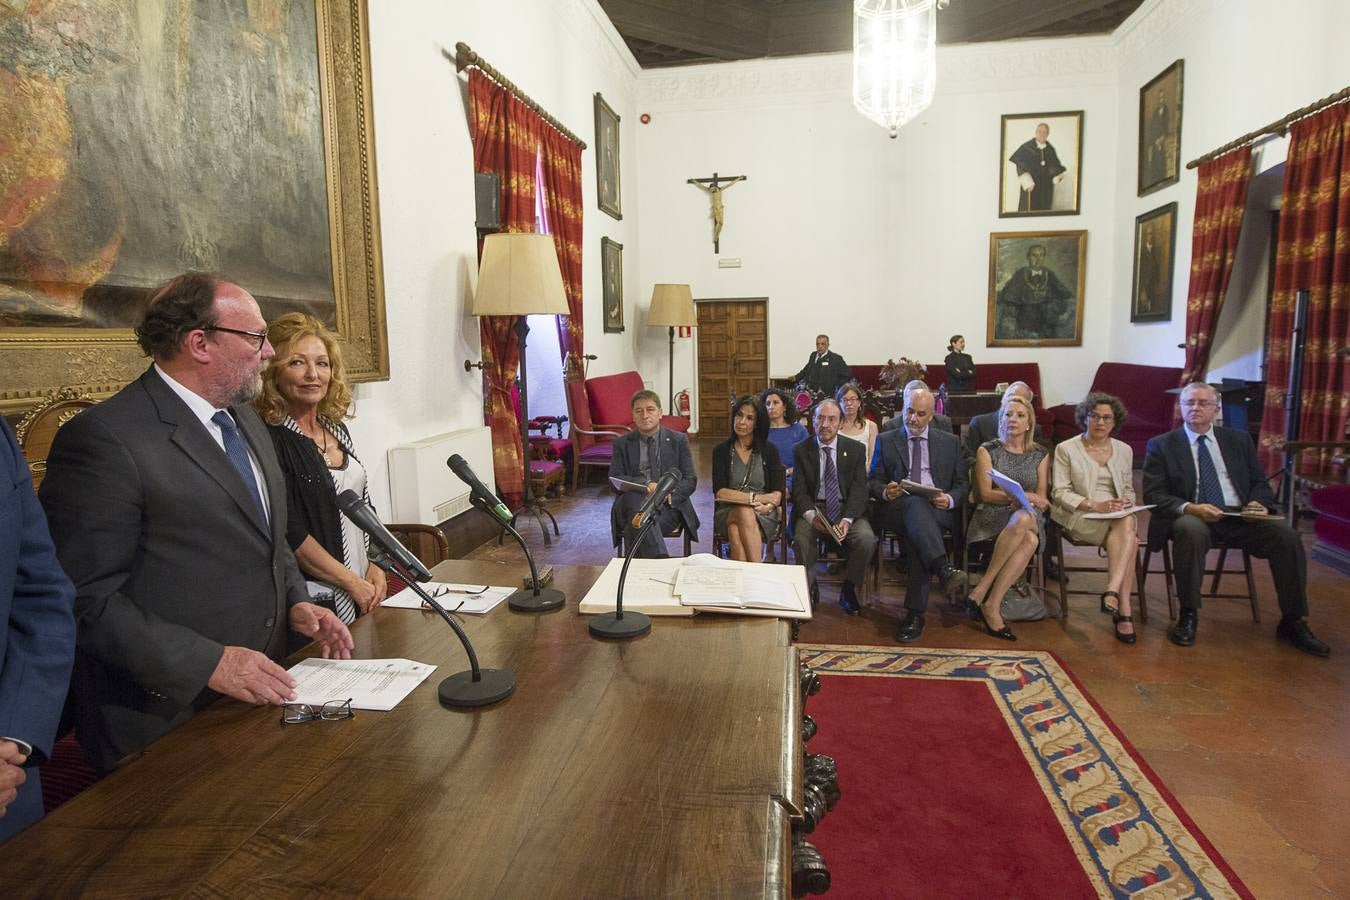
[852,0,940,139]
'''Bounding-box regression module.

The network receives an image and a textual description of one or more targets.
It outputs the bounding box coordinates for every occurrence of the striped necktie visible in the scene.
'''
[821,446,842,523]
[1196,434,1226,507]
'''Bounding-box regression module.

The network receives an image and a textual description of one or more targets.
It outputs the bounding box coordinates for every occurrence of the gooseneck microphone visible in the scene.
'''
[592,469,682,640]
[631,469,681,530]
[336,490,432,582]
[447,455,564,613]
[448,454,512,524]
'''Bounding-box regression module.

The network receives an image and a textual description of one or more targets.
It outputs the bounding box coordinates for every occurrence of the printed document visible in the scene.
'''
[1083,504,1156,519]
[287,657,437,711]
[383,583,513,614]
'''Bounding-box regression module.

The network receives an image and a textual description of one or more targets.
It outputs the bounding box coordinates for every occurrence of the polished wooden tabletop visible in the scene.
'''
[0,560,801,898]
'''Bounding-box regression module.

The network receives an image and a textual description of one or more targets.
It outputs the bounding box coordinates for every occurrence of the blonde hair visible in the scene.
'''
[997,395,1039,449]
[254,312,353,426]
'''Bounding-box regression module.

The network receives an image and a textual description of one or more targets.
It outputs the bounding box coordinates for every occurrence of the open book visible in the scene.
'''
[578,554,811,619]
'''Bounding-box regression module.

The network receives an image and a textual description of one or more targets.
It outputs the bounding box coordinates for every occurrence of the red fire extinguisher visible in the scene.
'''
[675,389,691,417]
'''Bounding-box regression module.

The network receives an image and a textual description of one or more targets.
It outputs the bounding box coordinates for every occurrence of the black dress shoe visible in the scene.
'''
[1276,617,1330,657]
[809,581,820,609]
[974,598,1016,641]
[1169,609,1198,647]
[895,610,925,643]
[939,567,968,605]
[839,581,860,616]
[1113,613,1137,645]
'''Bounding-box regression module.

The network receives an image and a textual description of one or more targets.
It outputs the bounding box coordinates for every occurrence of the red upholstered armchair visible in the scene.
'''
[1048,362,1183,459]
[585,372,690,434]
[563,378,627,488]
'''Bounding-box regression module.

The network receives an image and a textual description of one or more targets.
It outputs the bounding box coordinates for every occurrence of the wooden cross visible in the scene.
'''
[687,171,747,253]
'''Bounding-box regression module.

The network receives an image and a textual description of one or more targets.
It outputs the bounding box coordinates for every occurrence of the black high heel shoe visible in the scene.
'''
[974,596,1016,641]
[1113,612,1137,644]
[1100,590,1120,615]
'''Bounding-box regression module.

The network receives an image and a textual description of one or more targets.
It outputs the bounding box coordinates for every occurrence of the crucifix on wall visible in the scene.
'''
[687,171,747,253]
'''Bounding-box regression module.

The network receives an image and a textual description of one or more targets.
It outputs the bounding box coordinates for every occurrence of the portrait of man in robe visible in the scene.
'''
[999,111,1084,217]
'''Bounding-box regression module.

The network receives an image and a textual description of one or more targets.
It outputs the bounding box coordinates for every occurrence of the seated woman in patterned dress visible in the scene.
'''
[712,395,786,562]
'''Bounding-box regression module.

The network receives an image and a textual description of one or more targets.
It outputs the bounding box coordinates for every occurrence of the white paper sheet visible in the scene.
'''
[287,657,437,711]
[383,582,513,614]
[1082,504,1156,519]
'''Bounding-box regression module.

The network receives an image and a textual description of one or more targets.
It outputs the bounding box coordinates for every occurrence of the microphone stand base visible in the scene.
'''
[589,610,652,639]
[438,669,516,708]
[508,587,566,612]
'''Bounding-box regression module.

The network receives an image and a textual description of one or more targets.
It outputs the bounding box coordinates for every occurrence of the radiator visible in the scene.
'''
[387,426,496,524]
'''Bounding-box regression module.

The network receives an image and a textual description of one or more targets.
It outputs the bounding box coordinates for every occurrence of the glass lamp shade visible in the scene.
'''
[852,0,937,138]
[647,284,696,327]
[473,232,569,316]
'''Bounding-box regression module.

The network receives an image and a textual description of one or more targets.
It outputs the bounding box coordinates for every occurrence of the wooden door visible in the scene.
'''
[696,299,768,434]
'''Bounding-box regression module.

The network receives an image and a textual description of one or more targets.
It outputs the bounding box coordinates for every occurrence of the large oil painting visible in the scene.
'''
[987,230,1087,347]
[0,0,387,412]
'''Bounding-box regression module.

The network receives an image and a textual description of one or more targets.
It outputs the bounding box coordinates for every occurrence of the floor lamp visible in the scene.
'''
[647,284,696,412]
[474,233,570,546]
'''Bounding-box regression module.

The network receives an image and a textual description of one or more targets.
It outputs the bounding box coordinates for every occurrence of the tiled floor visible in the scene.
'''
[468,437,1350,897]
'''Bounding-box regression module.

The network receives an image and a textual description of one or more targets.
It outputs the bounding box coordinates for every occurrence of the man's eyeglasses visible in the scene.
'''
[281,698,354,725]
[205,325,269,352]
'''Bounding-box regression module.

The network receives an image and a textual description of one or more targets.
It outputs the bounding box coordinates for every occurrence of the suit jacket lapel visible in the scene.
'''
[1172,429,1197,502]
[143,371,270,538]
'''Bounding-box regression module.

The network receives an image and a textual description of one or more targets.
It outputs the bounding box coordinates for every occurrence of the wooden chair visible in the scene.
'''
[1047,519,1148,624]
[385,523,451,569]
[14,386,96,490]
[1139,540,1260,623]
[616,523,693,558]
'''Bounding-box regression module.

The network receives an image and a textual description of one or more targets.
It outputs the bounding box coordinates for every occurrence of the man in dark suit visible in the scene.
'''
[871,387,969,642]
[40,273,354,774]
[883,380,953,435]
[0,419,76,842]
[1143,382,1328,656]
[792,399,877,614]
[793,334,852,397]
[608,390,699,558]
[963,382,1041,457]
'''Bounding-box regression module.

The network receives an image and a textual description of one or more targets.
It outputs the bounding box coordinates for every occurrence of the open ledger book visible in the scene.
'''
[578,554,812,619]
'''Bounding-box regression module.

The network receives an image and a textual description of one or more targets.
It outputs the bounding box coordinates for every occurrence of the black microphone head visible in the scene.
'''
[666,468,681,481]
[336,489,362,512]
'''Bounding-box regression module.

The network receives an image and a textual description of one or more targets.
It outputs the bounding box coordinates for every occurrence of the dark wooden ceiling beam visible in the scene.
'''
[600,0,769,61]
[958,0,1122,43]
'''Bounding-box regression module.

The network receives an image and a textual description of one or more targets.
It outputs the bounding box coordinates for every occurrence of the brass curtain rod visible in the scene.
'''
[454,42,588,150]
[1186,84,1350,170]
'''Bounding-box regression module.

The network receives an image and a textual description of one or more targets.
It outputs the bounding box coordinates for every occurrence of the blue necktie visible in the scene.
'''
[1196,434,1225,507]
[821,446,842,524]
[212,411,266,520]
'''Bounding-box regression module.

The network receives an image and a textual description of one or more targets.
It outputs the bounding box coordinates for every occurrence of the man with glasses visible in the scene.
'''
[870,387,970,642]
[1143,382,1328,656]
[40,272,354,774]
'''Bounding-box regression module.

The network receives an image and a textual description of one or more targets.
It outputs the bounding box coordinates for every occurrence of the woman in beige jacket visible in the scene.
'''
[1051,393,1139,643]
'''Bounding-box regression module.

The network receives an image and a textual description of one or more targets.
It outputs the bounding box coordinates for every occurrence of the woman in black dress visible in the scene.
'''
[944,334,976,394]
[712,396,785,561]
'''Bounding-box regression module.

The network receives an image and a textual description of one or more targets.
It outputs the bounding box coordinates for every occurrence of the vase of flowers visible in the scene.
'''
[878,357,927,391]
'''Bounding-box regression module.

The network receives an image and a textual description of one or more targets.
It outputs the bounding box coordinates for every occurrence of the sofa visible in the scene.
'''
[1311,484,1350,575]
[1048,362,1183,459]
[849,361,1051,431]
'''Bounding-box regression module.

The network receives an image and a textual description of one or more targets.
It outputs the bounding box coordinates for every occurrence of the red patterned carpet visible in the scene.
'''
[798,645,1253,899]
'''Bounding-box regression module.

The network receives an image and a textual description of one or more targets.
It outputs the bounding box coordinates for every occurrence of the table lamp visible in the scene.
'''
[647,283,696,411]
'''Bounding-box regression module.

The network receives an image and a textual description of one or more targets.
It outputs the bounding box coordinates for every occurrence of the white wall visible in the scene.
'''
[1109,0,1350,373]
[348,0,640,512]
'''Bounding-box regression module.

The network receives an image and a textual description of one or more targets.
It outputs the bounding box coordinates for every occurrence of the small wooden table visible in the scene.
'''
[0,561,802,898]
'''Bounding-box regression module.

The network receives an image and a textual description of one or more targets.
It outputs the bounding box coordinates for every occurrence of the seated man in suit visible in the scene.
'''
[871,387,970,642]
[0,419,76,843]
[40,272,354,774]
[608,390,699,558]
[1143,382,1328,656]
[963,381,1043,457]
[792,399,877,614]
[883,380,953,435]
[794,334,853,397]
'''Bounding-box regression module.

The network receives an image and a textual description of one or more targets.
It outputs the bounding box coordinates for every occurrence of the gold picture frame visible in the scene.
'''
[602,237,624,333]
[987,230,1087,347]
[595,93,622,221]
[0,0,387,414]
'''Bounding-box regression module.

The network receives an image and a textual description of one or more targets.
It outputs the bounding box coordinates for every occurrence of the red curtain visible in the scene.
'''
[1178,147,1254,421]
[1258,103,1350,472]
[468,70,542,504]
[539,127,586,382]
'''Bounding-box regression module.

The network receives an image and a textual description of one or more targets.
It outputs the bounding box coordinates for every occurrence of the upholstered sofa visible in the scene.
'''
[1311,484,1350,574]
[1048,362,1183,459]
[850,361,1051,431]
[585,372,690,434]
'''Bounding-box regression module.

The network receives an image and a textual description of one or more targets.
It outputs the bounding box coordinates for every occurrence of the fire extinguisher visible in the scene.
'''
[675,389,691,417]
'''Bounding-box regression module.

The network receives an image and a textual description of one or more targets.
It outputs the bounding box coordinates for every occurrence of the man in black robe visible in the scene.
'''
[1009,122,1067,212]
[996,244,1074,340]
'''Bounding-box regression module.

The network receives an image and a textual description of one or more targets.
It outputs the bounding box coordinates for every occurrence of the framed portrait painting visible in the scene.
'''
[1131,202,1178,322]
[595,93,622,220]
[999,111,1084,217]
[602,237,624,333]
[1138,60,1184,196]
[0,0,388,414]
[987,230,1087,347]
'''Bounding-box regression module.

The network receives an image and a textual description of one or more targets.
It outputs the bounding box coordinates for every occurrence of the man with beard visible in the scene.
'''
[40,272,353,774]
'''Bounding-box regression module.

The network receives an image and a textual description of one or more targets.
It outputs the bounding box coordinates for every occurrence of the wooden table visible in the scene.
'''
[0,560,802,898]
[943,391,1002,426]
